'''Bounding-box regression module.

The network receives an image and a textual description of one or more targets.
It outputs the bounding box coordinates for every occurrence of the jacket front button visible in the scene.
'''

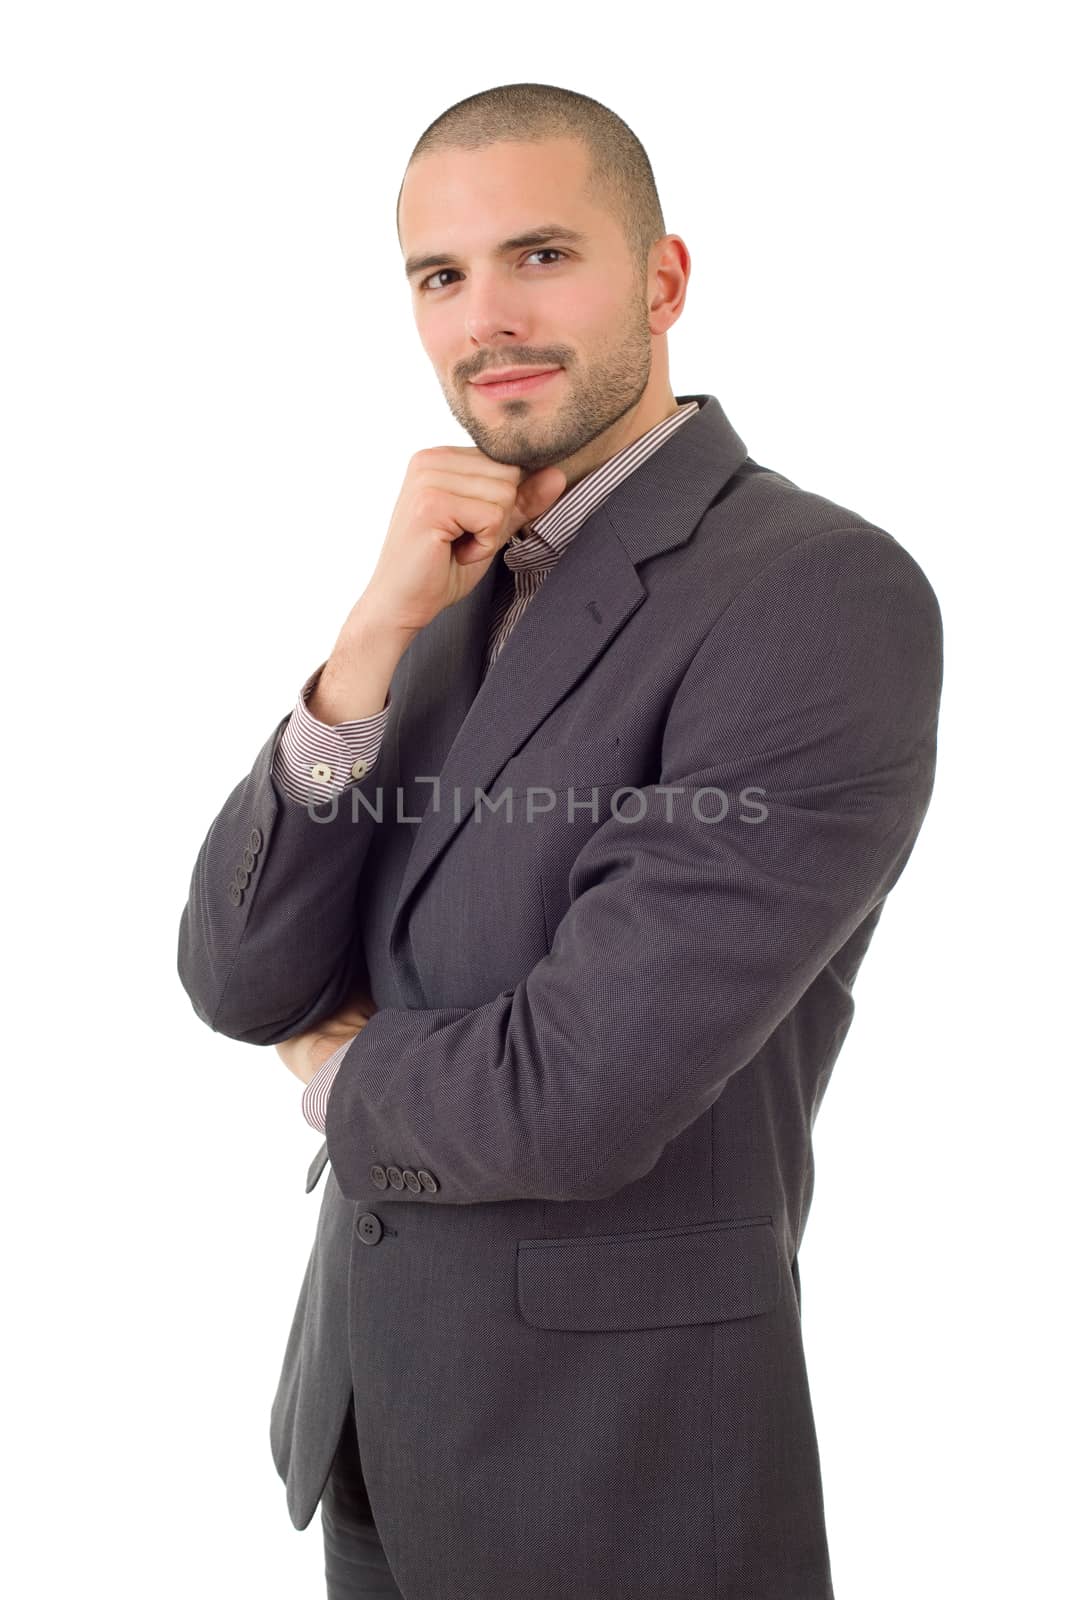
[386,1165,404,1189]
[402,1168,421,1192]
[356,1212,382,1245]
[370,1165,388,1189]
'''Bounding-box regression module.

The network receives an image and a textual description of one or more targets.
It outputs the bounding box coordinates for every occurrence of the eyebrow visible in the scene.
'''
[403,224,589,281]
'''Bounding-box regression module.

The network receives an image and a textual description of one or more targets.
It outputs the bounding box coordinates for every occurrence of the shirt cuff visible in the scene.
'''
[271,660,391,806]
[301,1036,355,1133]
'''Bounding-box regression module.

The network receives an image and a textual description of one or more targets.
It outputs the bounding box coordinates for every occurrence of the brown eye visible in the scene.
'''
[422,268,461,292]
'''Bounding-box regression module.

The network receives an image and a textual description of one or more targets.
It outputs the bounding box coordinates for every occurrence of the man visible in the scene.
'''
[177,81,943,1600]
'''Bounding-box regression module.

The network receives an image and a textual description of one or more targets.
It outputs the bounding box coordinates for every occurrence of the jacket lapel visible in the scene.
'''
[385,394,747,994]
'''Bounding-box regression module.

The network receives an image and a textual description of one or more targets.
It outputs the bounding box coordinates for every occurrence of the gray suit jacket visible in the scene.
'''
[177,394,943,1600]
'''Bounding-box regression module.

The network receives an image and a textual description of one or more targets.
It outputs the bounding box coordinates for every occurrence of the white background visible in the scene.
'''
[3,2,1062,1595]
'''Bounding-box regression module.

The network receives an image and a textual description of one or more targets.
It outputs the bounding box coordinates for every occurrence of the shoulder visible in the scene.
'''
[686,457,942,639]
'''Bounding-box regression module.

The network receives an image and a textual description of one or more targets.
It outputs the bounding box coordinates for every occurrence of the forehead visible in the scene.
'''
[398,136,598,251]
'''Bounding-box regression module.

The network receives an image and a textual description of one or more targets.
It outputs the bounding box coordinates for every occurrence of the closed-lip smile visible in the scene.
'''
[469,367,563,402]
[470,365,561,386]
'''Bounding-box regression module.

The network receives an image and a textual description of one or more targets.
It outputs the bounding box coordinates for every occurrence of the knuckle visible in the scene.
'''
[410,486,438,520]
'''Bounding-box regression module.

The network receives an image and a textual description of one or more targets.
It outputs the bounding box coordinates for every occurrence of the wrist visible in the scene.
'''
[308,1033,348,1078]
[343,599,420,656]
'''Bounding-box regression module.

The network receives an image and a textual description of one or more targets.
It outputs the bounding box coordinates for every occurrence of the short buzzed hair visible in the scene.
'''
[396,81,667,286]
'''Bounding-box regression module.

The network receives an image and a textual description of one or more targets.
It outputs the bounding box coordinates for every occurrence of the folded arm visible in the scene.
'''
[323,527,944,1206]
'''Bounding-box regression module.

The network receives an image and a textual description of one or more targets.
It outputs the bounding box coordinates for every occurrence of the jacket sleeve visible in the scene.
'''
[176,671,392,1044]
[324,525,944,1205]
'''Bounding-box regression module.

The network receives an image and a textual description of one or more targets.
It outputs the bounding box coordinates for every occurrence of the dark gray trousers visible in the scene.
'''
[321,1394,405,1598]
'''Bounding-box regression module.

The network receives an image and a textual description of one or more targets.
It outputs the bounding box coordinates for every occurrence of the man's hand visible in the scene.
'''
[275,989,379,1087]
[360,446,567,633]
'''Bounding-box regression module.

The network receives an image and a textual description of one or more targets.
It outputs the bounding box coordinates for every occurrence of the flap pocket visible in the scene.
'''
[516,1216,780,1332]
[496,734,620,793]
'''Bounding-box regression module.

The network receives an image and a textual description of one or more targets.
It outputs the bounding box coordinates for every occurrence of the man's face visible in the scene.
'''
[398,137,655,475]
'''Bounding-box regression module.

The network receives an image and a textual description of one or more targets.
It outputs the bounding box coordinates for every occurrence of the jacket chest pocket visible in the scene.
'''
[493,732,622,795]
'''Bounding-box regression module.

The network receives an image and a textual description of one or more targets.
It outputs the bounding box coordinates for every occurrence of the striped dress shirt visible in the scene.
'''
[272,398,701,1132]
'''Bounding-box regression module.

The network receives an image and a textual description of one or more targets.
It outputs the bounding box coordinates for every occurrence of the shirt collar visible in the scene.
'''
[503,399,701,575]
